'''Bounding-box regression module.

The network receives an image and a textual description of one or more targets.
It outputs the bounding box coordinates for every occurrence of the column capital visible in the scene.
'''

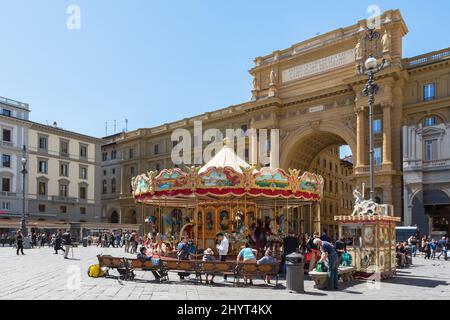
[381,102,394,109]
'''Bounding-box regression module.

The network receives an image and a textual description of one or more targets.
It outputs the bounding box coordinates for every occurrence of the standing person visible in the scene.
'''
[282,230,299,273]
[315,238,339,291]
[437,237,447,260]
[216,232,229,283]
[423,240,431,259]
[109,233,115,248]
[430,239,437,259]
[61,230,72,259]
[254,220,266,258]
[124,231,130,253]
[335,237,347,265]
[54,230,65,254]
[320,229,332,243]
[408,235,418,257]
[15,230,25,255]
[176,238,191,280]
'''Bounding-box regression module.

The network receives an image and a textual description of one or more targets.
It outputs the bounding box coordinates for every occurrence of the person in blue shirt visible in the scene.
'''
[237,243,258,285]
[315,238,339,290]
[437,237,447,260]
[257,249,277,284]
[429,239,437,259]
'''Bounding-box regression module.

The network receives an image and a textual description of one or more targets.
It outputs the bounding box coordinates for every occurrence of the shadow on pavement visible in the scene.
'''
[386,275,449,288]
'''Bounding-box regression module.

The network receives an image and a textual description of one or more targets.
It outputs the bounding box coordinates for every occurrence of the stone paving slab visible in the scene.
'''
[1,246,449,300]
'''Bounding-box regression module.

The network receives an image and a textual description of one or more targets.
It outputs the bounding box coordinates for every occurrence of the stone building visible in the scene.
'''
[100,9,449,235]
[0,96,30,221]
[402,47,450,237]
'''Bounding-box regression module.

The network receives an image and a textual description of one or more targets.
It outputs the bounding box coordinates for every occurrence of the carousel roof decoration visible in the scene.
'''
[132,138,324,206]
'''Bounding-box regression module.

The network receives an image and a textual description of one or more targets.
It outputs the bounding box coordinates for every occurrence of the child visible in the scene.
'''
[202,248,216,284]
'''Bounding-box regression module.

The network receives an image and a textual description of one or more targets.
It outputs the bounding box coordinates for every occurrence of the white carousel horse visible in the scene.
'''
[351,188,379,216]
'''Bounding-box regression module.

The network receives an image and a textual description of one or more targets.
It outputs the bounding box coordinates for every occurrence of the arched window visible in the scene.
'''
[111,211,119,223]
[111,178,116,193]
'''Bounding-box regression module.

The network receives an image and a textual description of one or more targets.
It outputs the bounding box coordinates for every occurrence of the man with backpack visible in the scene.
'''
[61,230,72,259]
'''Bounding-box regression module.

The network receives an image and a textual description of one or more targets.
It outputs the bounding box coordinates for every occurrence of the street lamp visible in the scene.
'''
[362,54,385,202]
[20,145,28,236]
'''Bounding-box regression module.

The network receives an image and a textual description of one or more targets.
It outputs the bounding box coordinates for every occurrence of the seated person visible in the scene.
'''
[237,243,258,285]
[396,243,407,268]
[257,249,277,284]
[202,248,216,284]
[137,247,161,280]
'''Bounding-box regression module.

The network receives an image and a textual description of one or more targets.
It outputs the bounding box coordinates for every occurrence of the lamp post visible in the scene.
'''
[362,55,385,201]
[20,145,28,236]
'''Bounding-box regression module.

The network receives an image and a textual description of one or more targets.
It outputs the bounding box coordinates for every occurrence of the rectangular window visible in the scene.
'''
[373,119,382,134]
[2,154,11,168]
[38,182,46,196]
[2,129,11,142]
[79,186,87,200]
[2,109,11,117]
[60,140,69,156]
[38,160,47,173]
[59,184,68,197]
[80,145,88,159]
[60,163,69,177]
[111,150,117,160]
[2,178,10,192]
[129,148,134,159]
[102,152,108,161]
[39,136,48,151]
[60,206,67,214]
[79,166,88,179]
[2,201,10,210]
[154,144,159,155]
[425,140,437,161]
[38,204,46,212]
[423,83,435,101]
[80,207,86,214]
[374,147,382,165]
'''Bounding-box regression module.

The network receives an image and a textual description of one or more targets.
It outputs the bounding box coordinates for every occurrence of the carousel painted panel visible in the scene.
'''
[198,167,242,188]
[132,174,153,197]
[298,172,323,196]
[253,168,290,190]
[154,168,188,191]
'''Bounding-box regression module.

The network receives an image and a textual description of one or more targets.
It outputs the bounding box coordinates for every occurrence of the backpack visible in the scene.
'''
[88,264,105,278]
[341,252,352,266]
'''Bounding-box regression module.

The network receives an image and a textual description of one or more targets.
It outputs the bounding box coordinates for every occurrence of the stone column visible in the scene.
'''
[355,106,366,167]
[382,103,393,169]
[403,183,412,226]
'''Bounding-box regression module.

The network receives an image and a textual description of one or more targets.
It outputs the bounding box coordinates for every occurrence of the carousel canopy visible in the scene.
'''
[132,141,324,207]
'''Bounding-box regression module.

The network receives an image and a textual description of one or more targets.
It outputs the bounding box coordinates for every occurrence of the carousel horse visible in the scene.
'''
[351,188,379,216]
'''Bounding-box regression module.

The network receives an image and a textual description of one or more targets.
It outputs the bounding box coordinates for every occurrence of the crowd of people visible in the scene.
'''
[395,235,450,268]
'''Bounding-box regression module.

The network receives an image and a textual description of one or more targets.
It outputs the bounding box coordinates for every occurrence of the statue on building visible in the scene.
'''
[269,68,277,86]
[381,29,391,53]
[355,39,363,61]
[252,76,259,91]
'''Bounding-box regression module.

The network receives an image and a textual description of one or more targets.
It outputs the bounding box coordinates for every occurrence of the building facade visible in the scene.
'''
[26,122,105,225]
[402,48,450,237]
[101,133,124,224]
[310,145,354,240]
[0,96,30,220]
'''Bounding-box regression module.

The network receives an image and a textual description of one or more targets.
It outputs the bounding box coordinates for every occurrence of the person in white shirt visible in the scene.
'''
[216,232,229,282]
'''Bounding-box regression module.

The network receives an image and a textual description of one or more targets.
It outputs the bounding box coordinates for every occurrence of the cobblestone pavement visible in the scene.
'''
[1,246,449,300]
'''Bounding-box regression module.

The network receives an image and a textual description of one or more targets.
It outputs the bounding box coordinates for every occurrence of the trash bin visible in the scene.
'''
[285,252,305,293]
[82,237,88,247]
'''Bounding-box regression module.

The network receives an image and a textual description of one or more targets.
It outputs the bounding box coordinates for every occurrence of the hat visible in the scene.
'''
[204,248,214,255]
[313,238,322,246]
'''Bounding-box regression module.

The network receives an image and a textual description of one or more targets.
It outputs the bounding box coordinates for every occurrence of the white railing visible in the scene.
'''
[405,48,450,68]
[0,96,29,108]
[403,159,450,170]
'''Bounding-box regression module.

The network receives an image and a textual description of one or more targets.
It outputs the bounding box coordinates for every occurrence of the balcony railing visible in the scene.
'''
[404,159,450,171]
[51,196,77,204]
[1,141,14,147]
[0,191,17,197]
[404,47,450,69]
[0,96,29,109]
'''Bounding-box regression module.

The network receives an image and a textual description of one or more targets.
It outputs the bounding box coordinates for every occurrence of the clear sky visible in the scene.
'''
[1,0,449,143]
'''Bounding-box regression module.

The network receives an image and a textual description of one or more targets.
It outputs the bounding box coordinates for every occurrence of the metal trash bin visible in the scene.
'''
[285,252,305,293]
[82,237,88,247]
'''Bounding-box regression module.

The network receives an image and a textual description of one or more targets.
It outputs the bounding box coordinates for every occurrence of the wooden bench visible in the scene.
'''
[162,259,203,282]
[200,261,239,285]
[309,266,355,289]
[236,263,280,287]
[125,258,169,282]
[97,255,131,280]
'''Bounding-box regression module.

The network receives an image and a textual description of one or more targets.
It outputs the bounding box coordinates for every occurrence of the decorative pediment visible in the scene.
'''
[416,125,446,138]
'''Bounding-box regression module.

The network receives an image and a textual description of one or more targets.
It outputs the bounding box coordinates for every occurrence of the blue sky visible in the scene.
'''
[1,0,449,147]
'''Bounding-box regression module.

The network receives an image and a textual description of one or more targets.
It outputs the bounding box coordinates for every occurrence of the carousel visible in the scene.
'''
[132,139,324,257]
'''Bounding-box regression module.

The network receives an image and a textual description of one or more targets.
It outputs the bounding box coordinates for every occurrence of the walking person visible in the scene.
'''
[437,237,447,260]
[216,232,229,283]
[315,238,339,291]
[54,230,65,254]
[62,230,72,259]
[15,230,25,255]
[430,239,437,259]
[423,239,431,259]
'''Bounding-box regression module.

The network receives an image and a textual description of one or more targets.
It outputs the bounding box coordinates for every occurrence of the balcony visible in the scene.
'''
[51,196,77,204]
[404,47,450,69]
[1,140,14,148]
[403,159,450,171]
[0,191,17,197]
[0,96,29,109]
